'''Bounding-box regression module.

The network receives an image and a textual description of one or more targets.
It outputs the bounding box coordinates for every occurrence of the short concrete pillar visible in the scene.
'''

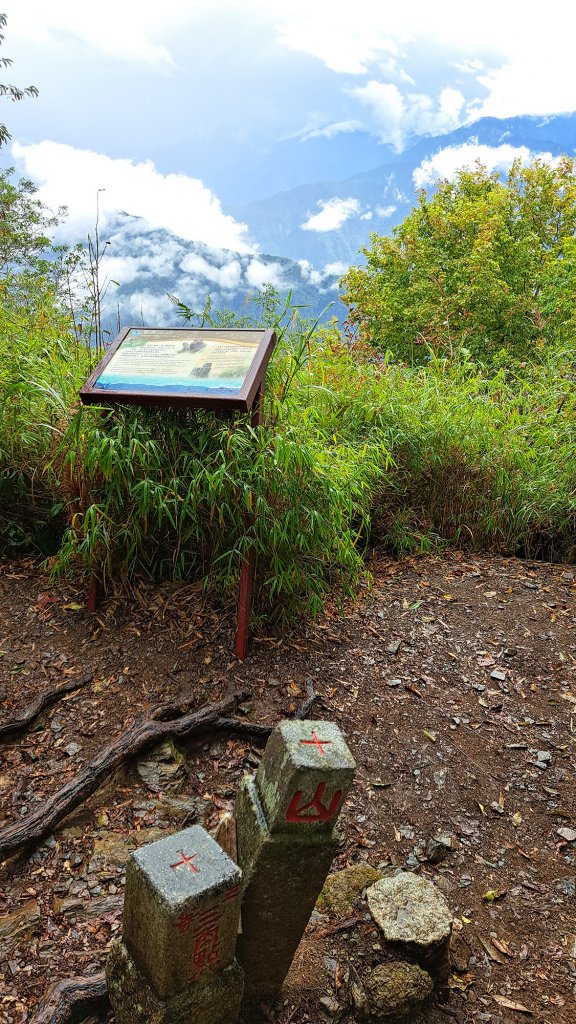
[236,720,356,998]
[106,825,244,1024]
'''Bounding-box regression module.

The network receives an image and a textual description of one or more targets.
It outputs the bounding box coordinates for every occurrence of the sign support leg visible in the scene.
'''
[87,577,98,613]
[234,386,264,661]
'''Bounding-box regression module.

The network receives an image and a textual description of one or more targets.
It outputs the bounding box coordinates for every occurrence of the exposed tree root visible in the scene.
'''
[294,677,320,720]
[29,972,108,1024]
[213,716,272,739]
[0,675,93,741]
[0,689,247,860]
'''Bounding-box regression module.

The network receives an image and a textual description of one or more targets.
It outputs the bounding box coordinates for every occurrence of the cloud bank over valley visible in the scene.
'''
[13,142,254,253]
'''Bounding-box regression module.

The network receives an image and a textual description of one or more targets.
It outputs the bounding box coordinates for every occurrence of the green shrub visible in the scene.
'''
[342,158,576,364]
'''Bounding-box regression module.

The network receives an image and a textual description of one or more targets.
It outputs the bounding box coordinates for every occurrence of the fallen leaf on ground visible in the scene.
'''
[492,937,514,957]
[492,994,533,1014]
[478,935,506,964]
[483,889,506,902]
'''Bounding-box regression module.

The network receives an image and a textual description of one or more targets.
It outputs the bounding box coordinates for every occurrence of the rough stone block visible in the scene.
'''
[366,872,452,987]
[106,938,244,1024]
[122,825,242,1000]
[236,774,338,996]
[364,961,433,1022]
[255,720,355,834]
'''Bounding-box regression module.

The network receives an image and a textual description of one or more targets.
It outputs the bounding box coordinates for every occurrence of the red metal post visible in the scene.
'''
[235,550,255,661]
[86,577,98,613]
[234,386,264,659]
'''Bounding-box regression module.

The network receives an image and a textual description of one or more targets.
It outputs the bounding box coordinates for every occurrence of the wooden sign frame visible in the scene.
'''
[79,326,277,413]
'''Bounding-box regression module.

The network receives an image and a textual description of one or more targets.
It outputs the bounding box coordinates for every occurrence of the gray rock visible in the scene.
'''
[365,961,433,1021]
[366,872,452,986]
[425,834,453,864]
[155,794,207,824]
[554,876,576,896]
[536,750,552,764]
[136,740,186,793]
[319,995,340,1015]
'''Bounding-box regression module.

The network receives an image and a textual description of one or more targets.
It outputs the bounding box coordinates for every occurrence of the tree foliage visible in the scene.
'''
[0,167,62,276]
[341,158,576,363]
[0,12,38,146]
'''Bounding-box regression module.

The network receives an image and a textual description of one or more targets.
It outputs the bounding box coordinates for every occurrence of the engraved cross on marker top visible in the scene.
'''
[170,851,199,873]
[300,731,332,756]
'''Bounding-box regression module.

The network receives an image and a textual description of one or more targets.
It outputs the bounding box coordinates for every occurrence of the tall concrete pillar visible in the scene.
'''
[235,720,355,998]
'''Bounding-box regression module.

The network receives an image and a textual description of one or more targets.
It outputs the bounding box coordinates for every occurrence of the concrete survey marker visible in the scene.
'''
[237,720,356,997]
[255,720,356,833]
[121,825,242,1000]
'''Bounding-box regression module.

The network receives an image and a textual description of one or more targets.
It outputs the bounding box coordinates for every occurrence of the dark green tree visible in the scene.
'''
[0,12,38,146]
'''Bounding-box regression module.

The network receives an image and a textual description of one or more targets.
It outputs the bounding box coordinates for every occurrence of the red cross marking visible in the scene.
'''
[300,731,332,755]
[170,851,199,873]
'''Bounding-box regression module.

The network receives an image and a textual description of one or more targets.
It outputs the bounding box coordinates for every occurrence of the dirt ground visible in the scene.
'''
[1,550,575,1024]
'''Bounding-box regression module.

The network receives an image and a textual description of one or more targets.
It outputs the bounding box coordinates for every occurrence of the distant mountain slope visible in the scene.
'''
[232,114,576,266]
[90,114,576,334]
[97,213,342,335]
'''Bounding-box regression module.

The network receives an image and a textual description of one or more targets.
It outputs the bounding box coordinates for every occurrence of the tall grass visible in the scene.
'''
[2,298,576,622]
[51,329,389,621]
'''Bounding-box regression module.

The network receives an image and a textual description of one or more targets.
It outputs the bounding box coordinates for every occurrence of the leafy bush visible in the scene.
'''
[342,158,576,364]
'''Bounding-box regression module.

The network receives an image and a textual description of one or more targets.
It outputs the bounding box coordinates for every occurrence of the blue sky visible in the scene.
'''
[3,1,576,252]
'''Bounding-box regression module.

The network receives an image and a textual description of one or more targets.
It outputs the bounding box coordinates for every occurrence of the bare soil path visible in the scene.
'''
[1,551,575,1023]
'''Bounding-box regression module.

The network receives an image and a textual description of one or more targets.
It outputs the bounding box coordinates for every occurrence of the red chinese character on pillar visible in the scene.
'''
[187,907,222,976]
[285,781,343,823]
[177,909,197,934]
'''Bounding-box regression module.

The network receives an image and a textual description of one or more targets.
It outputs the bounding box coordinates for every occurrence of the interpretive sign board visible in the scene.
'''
[79,327,276,412]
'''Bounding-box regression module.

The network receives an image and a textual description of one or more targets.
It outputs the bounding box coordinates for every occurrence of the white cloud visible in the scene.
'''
[350,81,466,150]
[376,205,397,218]
[294,119,365,142]
[124,291,174,325]
[3,0,182,65]
[412,142,556,188]
[277,18,401,75]
[323,261,348,276]
[12,141,253,252]
[475,56,576,120]
[245,259,284,289]
[301,198,360,232]
[100,256,143,287]
[272,2,576,140]
[180,254,242,290]
[298,258,348,288]
[455,58,485,74]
